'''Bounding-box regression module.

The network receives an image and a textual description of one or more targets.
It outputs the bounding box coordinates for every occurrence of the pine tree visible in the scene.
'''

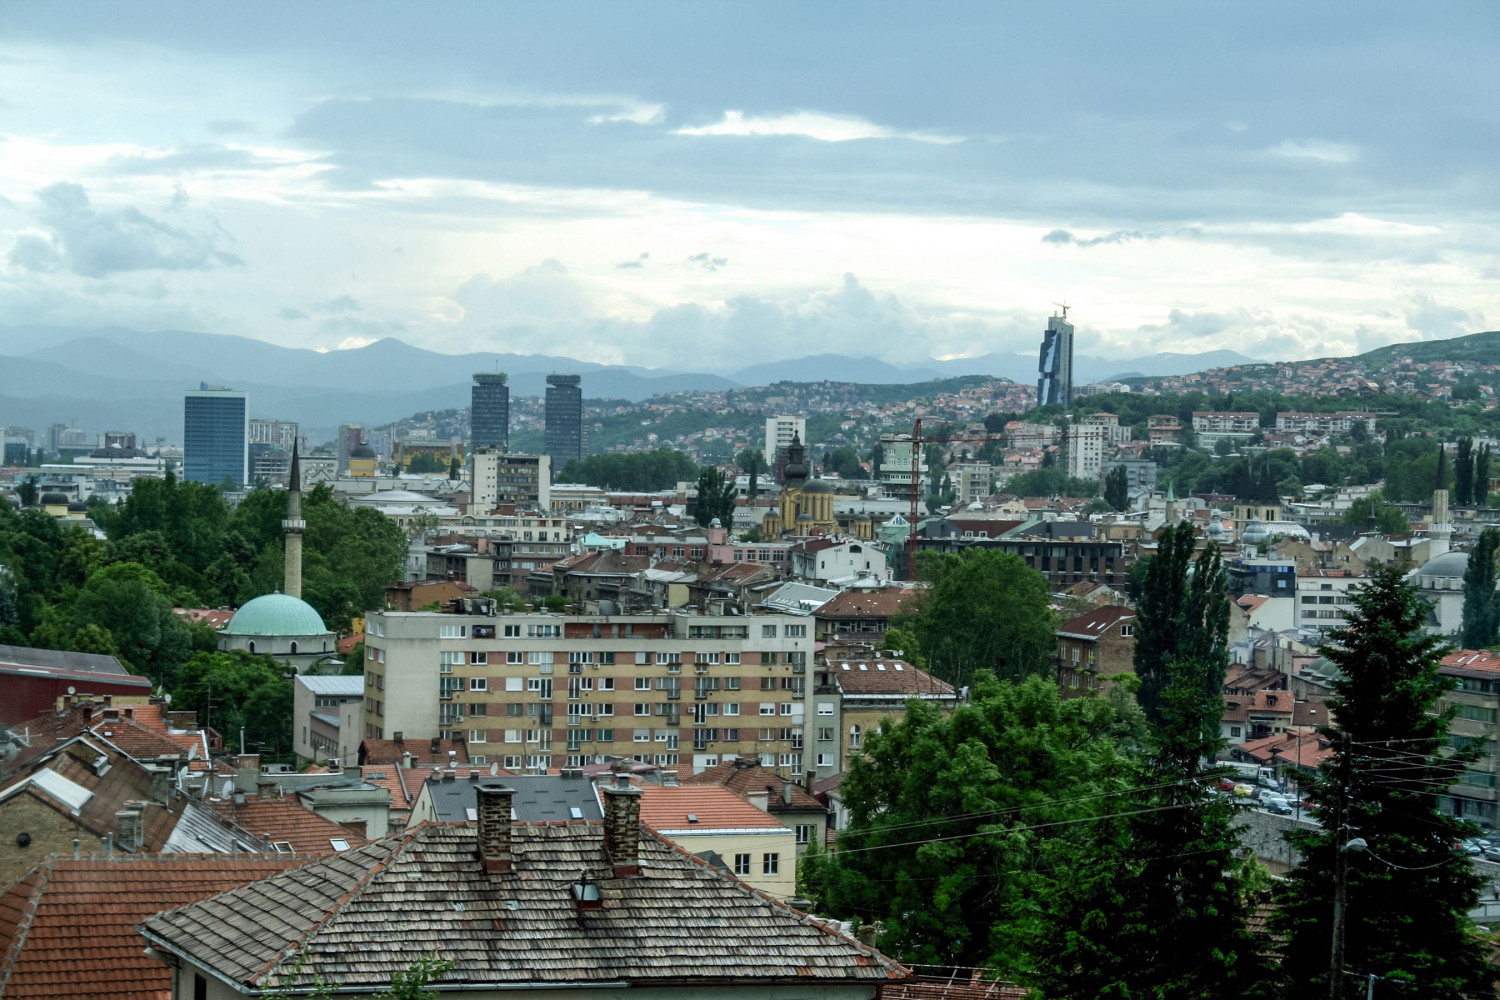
[1271,567,1490,999]
[1454,439,1473,506]
[1461,527,1499,650]
[1134,520,1231,725]
[1477,444,1493,507]
[1103,464,1129,511]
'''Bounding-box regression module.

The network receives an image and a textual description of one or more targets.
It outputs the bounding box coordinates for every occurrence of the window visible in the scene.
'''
[1120,624,1135,637]
[818,727,834,742]
[762,853,780,876]
[761,624,777,638]
[503,624,521,637]
[725,652,741,665]
[469,651,488,665]
[734,853,752,876]
[469,730,487,743]
[598,678,615,691]
[469,677,487,691]
[817,753,834,767]
[470,703,487,717]
[440,625,466,639]
[760,677,776,691]
[440,650,462,673]
[760,703,777,716]
[849,725,862,749]
[786,624,807,638]
[635,703,652,716]
[470,755,486,764]
[723,703,740,716]
[506,651,525,664]
[505,677,523,692]
[796,825,813,845]
[724,677,741,690]
[817,703,834,716]
[635,677,651,690]
[1230,726,1242,738]
[779,703,794,716]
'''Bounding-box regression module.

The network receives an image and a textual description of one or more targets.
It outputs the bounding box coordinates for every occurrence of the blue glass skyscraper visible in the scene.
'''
[1037,312,1075,407]
[184,384,248,486]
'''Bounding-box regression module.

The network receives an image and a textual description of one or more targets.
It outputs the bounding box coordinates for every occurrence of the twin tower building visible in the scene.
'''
[471,372,584,467]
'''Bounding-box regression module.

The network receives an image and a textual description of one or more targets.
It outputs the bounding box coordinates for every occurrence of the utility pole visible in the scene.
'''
[1329,741,1352,1000]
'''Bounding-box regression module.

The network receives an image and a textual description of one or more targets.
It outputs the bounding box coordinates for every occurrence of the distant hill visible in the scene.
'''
[1353,330,1500,367]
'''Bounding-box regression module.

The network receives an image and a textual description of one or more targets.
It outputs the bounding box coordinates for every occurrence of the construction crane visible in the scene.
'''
[880,416,1010,573]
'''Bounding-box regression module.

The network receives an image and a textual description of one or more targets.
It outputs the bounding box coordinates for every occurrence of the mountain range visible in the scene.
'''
[0,324,1267,443]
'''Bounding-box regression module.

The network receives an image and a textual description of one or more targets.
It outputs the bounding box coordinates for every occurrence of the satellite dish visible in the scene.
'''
[489,762,498,776]
[220,778,234,797]
[67,686,76,695]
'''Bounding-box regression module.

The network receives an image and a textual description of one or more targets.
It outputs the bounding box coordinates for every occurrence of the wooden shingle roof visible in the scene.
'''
[140,822,908,991]
[0,854,312,1000]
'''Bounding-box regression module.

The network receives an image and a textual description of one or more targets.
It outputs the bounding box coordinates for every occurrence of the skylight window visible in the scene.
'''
[330,838,350,852]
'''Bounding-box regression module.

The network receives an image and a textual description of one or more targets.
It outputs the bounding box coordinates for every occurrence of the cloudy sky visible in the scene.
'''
[0,2,1495,370]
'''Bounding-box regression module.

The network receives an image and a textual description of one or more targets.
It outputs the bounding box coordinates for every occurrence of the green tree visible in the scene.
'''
[1103,464,1129,511]
[404,451,445,474]
[802,675,1120,967]
[1271,567,1490,998]
[693,466,737,528]
[1460,527,1499,650]
[824,446,867,480]
[558,449,697,492]
[1454,439,1473,506]
[1340,489,1409,535]
[1133,521,1230,726]
[1477,444,1492,507]
[173,650,291,757]
[904,548,1054,686]
[16,475,38,507]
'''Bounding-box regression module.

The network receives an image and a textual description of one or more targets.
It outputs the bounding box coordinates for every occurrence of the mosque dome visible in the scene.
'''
[802,480,835,494]
[350,444,377,459]
[67,501,88,513]
[39,491,69,506]
[1240,515,1269,546]
[1207,516,1225,538]
[1417,551,1470,580]
[223,592,331,637]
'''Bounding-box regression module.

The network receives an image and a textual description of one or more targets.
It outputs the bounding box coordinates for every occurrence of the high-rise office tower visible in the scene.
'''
[544,374,584,467]
[1037,311,1075,407]
[183,383,248,487]
[471,372,510,452]
[337,423,364,476]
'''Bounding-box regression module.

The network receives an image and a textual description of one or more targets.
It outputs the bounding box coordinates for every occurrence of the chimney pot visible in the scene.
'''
[601,783,643,877]
[476,785,515,874]
[115,807,144,851]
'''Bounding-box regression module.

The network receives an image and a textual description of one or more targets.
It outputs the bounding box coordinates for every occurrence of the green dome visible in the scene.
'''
[224,592,331,637]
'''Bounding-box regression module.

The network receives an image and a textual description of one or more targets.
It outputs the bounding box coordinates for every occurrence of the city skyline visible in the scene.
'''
[0,3,1493,372]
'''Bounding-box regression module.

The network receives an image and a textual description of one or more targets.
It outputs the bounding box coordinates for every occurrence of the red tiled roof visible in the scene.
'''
[815,590,913,620]
[1056,605,1136,641]
[203,794,366,855]
[0,854,311,1000]
[1235,732,1334,770]
[358,765,436,817]
[638,785,790,832]
[89,717,192,762]
[883,976,1029,1000]
[681,756,824,812]
[1442,649,1500,676]
[3,738,181,851]
[828,658,955,696]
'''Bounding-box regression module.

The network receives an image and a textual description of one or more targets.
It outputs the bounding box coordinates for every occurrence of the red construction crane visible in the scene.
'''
[880,416,1009,572]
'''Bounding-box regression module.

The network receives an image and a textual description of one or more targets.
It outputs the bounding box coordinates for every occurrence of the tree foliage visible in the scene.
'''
[1461,527,1499,650]
[172,650,295,761]
[1102,465,1129,511]
[1340,489,1410,535]
[1002,468,1099,499]
[903,548,1054,686]
[1132,522,1231,727]
[693,466,737,528]
[1271,568,1490,998]
[558,449,697,492]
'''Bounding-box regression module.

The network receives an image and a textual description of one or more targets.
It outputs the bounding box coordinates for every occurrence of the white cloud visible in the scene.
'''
[674,110,961,145]
[336,335,376,350]
[1271,139,1356,163]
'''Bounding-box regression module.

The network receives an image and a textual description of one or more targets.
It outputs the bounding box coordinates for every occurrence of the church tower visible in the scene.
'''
[282,443,306,599]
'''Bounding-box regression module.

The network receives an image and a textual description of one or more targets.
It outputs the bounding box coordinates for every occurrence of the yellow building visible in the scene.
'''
[762,433,836,538]
[639,784,798,899]
[347,443,378,478]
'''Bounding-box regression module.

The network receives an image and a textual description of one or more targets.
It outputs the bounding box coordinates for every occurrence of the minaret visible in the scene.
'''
[282,443,305,599]
[1430,446,1452,557]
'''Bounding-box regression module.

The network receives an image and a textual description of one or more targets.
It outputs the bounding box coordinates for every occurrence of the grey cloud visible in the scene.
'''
[615,252,649,270]
[318,315,404,338]
[1404,293,1479,340]
[687,252,728,272]
[278,306,310,320]
[278,295,365,321]
[104,145,275,176]
[1041,228,1153,247]
[8,182,244,278]
[1129,306,1350,360]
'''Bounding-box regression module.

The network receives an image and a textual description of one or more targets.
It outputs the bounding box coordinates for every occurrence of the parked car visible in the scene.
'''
[1260,794,1294,815]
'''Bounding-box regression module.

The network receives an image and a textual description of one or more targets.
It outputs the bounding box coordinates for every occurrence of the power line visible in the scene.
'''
[829,804,1190,858]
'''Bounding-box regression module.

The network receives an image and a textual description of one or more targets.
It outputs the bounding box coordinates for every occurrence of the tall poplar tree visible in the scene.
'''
[1271,568,1489,998]
[1454,439,1473,506]
[1133,520,1231,725]
[1461,527,1499,650]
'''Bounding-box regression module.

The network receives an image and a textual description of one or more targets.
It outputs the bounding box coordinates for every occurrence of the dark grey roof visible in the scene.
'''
[423,773,603,823]
[0,644,129,675]
[141,823,907,990]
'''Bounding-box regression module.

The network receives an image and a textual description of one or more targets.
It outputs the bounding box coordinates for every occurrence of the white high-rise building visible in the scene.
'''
[765,416,806,468]
[1064,423,1107,481]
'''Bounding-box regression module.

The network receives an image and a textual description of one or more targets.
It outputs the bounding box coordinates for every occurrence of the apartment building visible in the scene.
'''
[361,602,815,775]
[1064,422,1106,480]
[1191,411,1260,450]
[1295,570,1363,633]
[1438,648,1500,825]
[472,448,552,512]
[1275,411,1378,435]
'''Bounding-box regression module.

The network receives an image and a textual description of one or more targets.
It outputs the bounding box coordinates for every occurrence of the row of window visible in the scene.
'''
[427,622,810,640]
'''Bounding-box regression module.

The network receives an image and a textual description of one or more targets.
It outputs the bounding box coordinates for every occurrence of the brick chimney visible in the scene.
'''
[601,776,643,878]
[115,805,145,851]
[476,784,515,874]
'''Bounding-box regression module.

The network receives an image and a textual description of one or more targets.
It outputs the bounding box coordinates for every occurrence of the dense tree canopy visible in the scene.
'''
[558,449,697,492]
[903,548,1054,686]
[1272,568,1490,998]
[693,466,736,528]
[1133,522,1231,726]
[1461,528,1499,650]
